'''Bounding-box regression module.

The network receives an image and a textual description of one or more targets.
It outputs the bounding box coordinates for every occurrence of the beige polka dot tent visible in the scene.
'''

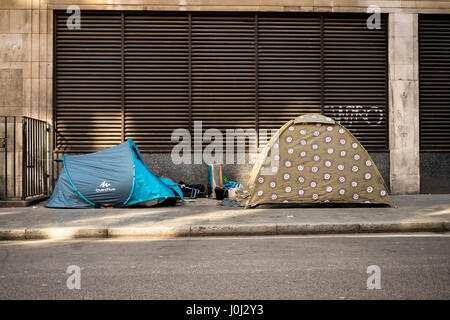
[237,114,392,208]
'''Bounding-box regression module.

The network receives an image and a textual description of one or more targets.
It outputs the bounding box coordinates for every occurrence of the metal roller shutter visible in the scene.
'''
[419,15,450,151]
[54,12,122,151]
[54,11,388,153]
[322,15,388,151]
[257,14,322,133]
[124,14,190,152]
[191,14,256,149]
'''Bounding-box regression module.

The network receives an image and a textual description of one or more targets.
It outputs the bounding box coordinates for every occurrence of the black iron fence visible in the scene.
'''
[0,116,50,201]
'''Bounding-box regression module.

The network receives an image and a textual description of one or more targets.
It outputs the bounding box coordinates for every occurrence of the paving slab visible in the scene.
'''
[0,195,448,239]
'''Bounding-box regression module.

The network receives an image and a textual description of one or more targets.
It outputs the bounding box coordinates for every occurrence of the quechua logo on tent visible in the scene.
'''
[96,181,116,193]
[99,181,110,188]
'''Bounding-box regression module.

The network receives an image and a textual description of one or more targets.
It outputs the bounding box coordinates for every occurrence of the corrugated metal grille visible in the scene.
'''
[258,14,322,132]
[55,13,122,151]
[124,14,190,152]
[191,15,256,149]
[322,15,388,150]
[55,11,388,153]
[419,15,450,151]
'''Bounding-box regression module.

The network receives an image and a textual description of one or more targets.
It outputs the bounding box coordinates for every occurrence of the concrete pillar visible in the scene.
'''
[388,13,420,194]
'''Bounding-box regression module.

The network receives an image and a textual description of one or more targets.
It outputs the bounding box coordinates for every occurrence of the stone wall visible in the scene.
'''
[0,0,52,122]
[2,0,450,196]
[35,0,450,14]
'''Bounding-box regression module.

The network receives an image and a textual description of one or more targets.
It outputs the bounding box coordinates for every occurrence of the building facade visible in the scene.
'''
[1,0,449,201]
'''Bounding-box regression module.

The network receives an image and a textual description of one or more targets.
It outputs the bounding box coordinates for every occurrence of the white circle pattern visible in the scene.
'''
[254,123,387,204]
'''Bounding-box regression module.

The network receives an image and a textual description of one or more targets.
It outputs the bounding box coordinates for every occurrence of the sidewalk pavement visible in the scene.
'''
[0,195,449,240]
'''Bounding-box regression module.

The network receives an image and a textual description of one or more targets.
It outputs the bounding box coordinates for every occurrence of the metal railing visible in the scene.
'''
[0,116,50,201]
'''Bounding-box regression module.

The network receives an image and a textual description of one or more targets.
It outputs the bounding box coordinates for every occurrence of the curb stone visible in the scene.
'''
[277,223,360,235]
[359,222,445,233]
[25,227,107,240]
[191,224,277,236]
[443,221,450,231]
[0,229,26,240]
[108,226,190,238]
[0,221,448,241]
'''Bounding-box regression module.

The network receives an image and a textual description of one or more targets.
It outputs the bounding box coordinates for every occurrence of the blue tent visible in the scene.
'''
[47,139,183,208]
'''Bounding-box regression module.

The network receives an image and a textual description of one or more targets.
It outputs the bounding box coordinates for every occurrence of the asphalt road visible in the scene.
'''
[0,234,449,299]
